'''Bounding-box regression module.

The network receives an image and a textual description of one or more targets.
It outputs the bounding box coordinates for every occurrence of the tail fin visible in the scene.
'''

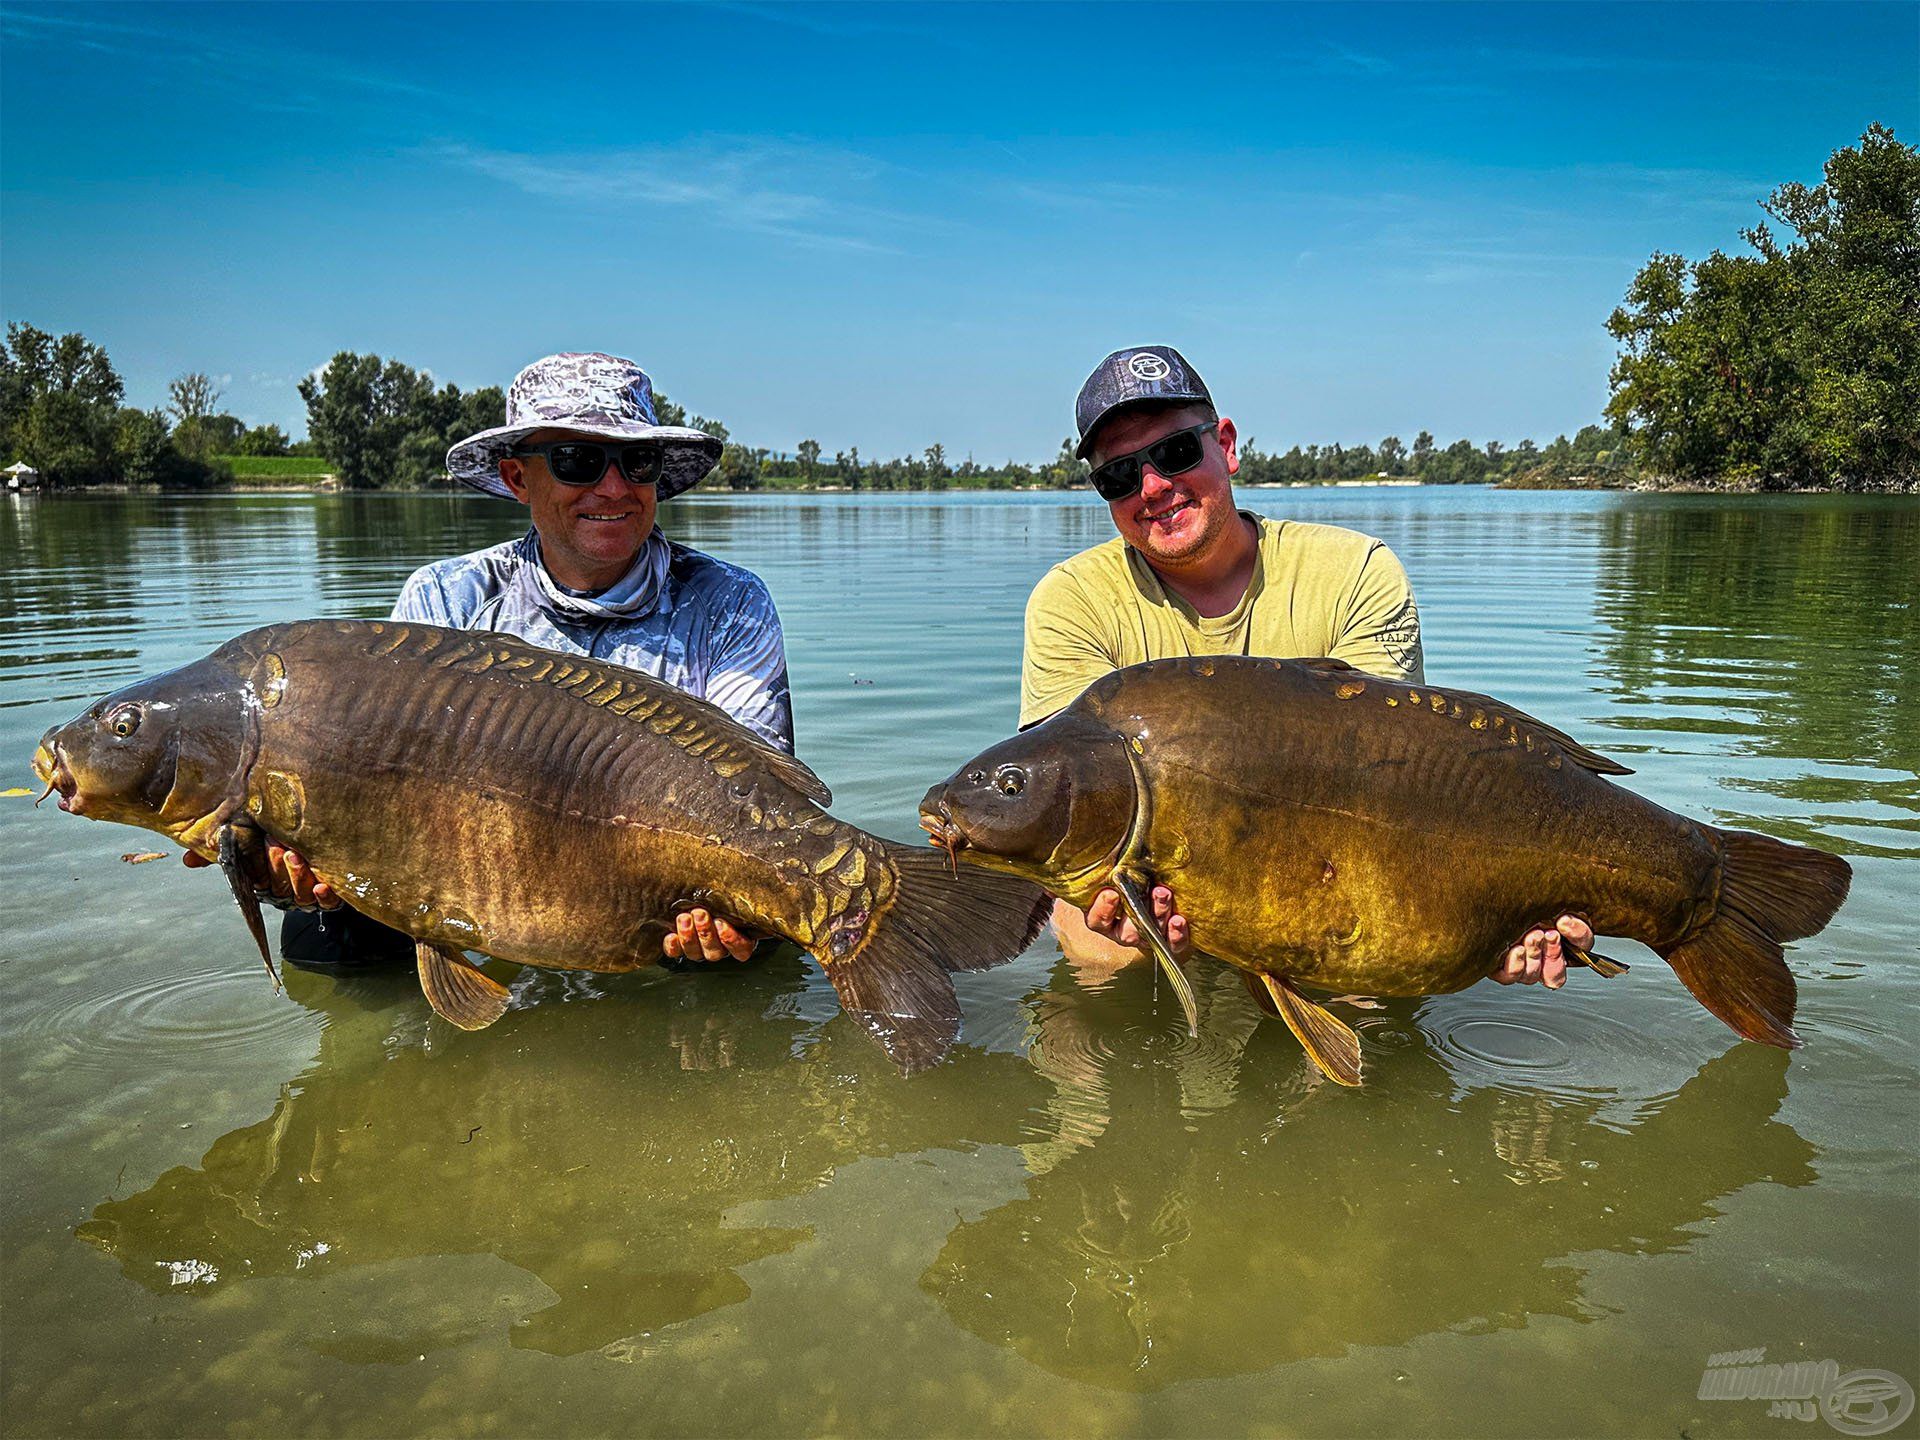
[813,845,1052,1075]
[1659,828,1852,1050]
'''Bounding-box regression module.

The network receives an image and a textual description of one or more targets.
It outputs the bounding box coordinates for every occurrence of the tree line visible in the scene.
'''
[1604,124,1915,491]
[0,324,302,488]
[4,126,1908,493]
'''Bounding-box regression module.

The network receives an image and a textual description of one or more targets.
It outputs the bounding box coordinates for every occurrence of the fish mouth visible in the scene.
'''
[30,740,82,814]
[917,800,969,876]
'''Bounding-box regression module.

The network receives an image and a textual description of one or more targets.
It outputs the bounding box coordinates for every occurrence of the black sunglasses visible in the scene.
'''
[1087,421,1217,501]
[510,439,664,487]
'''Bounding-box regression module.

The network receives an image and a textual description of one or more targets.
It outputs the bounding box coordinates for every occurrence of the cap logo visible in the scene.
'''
[1128,353,1172,381]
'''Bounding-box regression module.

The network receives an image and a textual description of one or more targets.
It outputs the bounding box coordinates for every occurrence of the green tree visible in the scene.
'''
[797,438,822,482]
[235,424,291,457]
[1607,125,1918,490]
[113,407,221,489]
[1,323,125,484]
[167,372,221,423]
[299,352,439,489]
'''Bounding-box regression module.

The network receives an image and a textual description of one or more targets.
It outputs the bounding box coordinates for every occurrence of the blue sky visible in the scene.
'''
[2,2,1912,460]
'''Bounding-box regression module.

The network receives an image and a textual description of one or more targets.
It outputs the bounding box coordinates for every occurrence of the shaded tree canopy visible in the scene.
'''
[1606,124,1918,491]
[299,352,505,489]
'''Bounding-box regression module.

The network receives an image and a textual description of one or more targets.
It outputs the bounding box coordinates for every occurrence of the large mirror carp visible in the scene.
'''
[920,656,1852,1087]
[34,620,1051,1073]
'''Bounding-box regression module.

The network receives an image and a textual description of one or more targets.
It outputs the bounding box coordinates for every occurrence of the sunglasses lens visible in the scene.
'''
[546,443,607,485]
[1091,456,1141,501]
[1149,430,1204,475]
[619,446,663,486]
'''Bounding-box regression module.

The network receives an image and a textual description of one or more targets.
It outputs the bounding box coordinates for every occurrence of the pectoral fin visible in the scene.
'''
[217,823,280,993]
[1567,943,1629,978]
[417,942,511,1031]
[1111,872,1199,1037]
[1242,970,1282,1018]
[1260,973,1364,1087]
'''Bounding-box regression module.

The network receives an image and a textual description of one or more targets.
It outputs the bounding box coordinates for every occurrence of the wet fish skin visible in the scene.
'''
[921,656,1852,1085]
[34,620,1051,1072]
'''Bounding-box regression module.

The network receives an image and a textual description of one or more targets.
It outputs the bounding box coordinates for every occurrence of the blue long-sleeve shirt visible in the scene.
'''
[390,531,795,751]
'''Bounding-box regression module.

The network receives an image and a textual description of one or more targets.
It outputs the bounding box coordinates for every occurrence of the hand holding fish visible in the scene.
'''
[181,842,341,911]
[663,907,757,963]
[1492,915,1594,989]
[1084,884,1190,955]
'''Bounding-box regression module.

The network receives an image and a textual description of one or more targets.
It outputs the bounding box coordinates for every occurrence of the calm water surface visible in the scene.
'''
[1,488,1915,1438]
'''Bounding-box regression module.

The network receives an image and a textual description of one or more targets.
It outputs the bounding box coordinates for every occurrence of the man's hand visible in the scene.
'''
[662,907,756,964]
[181,842,342,910]
[1084,885,1191,955]
[1492,915,1593,989]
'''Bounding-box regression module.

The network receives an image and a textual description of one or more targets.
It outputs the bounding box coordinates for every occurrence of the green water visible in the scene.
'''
[1,488,1914,1438]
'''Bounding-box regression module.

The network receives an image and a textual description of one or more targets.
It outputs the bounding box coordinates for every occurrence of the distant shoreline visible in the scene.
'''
[13,474,1895,498]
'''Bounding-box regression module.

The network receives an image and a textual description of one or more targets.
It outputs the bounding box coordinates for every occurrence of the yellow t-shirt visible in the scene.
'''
[1020,513,1425,727]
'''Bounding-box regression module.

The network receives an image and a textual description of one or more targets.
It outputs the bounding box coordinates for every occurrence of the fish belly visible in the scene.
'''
[1130,682,1715,997]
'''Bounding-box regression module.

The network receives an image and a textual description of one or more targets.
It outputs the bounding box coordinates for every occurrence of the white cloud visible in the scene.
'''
[433,138,917,254]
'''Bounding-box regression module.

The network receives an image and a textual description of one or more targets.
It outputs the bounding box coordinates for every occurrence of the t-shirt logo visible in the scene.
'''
[1127,353,1171,381]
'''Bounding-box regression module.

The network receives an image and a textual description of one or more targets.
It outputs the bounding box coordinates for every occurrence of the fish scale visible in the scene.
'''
[35,620,1053,1074]
[922,655,1851,1088]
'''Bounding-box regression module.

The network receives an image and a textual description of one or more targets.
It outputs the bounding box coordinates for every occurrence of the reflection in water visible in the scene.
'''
[926,958,1816,1391]
[81,949,1816,1390]
[1591,498,1919,854]
[78,957,1049,1359]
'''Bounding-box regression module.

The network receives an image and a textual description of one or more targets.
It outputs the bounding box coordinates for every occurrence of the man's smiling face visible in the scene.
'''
[1090,403,1241,568]
[499,428,659,590]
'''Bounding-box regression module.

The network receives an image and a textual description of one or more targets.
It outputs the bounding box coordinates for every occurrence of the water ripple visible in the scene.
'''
[14,965,318,1073]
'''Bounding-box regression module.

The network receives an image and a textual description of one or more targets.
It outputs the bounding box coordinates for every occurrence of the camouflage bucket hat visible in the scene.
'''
[445,352,724,501]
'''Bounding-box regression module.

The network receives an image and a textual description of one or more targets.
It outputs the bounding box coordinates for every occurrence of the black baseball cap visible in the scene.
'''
[1073,345,1213,458]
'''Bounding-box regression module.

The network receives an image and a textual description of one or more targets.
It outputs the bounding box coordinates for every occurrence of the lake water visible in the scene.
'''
[1,488,1914,1438]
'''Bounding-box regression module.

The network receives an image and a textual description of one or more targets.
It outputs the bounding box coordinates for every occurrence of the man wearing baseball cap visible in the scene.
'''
[1025,345,1592,990]
[200,352,779,970]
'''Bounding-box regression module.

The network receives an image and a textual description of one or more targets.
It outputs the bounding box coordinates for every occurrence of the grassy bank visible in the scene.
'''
[214,454,334,480]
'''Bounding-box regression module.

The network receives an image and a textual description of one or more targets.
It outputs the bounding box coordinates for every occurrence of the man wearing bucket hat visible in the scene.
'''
[1025,345,1592,990]
[200,353,780,969]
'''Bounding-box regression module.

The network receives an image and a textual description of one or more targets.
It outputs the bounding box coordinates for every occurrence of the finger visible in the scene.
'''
[311,879,342,912]
[661,932,684,959]
[1086,890,1120,934]
[1558,914,1595,949]
[715,919,754,963]
[1543,938,1568,990]
[1115,918,1140,948]
[284,850,316,908]
[691,909,727,963]
[1493,945,1523,983]
[1522,931,1545,984]
[1166,912,1190,953]
[181,851,211,870]
[1151,885,1174,924]
[264,843,293,898]
[673,913,699,960]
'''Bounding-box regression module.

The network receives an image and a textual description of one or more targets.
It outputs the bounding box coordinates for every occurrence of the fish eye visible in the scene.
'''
[107,705,141,739]
[995,767,1026,797]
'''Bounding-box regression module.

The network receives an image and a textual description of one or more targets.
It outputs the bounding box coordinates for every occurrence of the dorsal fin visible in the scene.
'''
[1452,691,1634,776]
[356,622,833,805]
[1289,653,1632,778]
